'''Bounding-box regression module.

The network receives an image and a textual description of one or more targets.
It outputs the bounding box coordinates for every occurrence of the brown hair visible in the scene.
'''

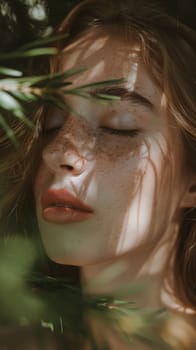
[0,0,196,309]
[56,0,196,310]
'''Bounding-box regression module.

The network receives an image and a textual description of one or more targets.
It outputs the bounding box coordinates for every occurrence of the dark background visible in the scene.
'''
[0,0,195,51]
[0,0,81,51]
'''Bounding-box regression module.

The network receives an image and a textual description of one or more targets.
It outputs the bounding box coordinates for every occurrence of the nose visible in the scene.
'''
[42,115,95,176]
[43,145,87,176]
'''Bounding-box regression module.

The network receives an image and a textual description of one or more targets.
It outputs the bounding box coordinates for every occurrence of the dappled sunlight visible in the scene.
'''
[87,61,105,81]
[127,62,138,90]
[34,24,195,327]
[112,137,164,254]
[59,27,141,88]
[84,35,109,58]
[160,93,168,109]
[0,0,195,348]
[37,26,183,274]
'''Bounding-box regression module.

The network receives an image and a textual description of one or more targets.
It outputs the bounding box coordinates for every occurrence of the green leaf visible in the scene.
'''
[48,69,85,82]
[12,70,82,88]
[0,239,44,321]
[93,93,121,101]
[12,75,51,87]
[41,320,55,332]
[18,33,68,51]
[63,90,90,99]
[29,68,86,88]
[0,78,19,90]
[69,78,125,90]
[0,91,21,111]
[0,48,58,61]
[0,91,33,127]
[64,78,125,102]
[112,300,134,306]
[10,91,37,102]
[14,113,34,128]
[41,94,67,110]
[0,113,18,146]
[64,89,120,104]
[0,66,22,77]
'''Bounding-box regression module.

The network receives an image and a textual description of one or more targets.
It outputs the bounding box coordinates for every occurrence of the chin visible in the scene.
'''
[45,253,83,266]
[45,249,113,267]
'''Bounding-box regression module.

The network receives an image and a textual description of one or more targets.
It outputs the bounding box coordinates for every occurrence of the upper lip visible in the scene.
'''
[41,188,93,213]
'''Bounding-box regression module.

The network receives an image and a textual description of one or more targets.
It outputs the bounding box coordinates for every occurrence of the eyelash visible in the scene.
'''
[43,126,61,135]
[43,126,140,138]
[42,113,67,136]
[100,127,140,137]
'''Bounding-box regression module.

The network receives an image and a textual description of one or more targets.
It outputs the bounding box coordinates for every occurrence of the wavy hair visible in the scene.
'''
[0,0,195,310]
[54,0,196,310]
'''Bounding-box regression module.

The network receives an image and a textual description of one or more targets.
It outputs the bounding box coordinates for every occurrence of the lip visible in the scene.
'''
[41,189,93,224]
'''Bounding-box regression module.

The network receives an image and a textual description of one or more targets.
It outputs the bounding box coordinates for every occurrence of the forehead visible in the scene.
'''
[59,27,140,78]
[56,27,161,106]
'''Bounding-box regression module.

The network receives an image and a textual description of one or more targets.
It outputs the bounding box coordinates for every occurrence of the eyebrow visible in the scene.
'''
[91,86,154,111]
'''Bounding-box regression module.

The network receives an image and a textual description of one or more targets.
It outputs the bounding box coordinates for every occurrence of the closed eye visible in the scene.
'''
[43,126,62,135]
[100,127,140,137]
[42,110,67,136]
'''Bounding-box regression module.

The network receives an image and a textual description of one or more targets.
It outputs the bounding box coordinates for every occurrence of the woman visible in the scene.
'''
[1,0,196,349]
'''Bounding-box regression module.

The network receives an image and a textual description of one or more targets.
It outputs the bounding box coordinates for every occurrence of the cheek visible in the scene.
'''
[100,138,175,252]
[95,134,141,161]
[94,137,153,214]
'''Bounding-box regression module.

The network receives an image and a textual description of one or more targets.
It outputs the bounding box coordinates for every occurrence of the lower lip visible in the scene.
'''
[42,207,93,224]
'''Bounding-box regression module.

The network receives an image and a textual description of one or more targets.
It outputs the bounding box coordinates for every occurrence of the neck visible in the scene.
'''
[81,224,178,310]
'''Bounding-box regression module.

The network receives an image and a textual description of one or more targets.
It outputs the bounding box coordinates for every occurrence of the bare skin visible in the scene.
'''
[34,28,196,348]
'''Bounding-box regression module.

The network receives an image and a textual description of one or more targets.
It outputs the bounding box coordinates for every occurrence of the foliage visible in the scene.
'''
[0,33,124,146]
[0,25,166,350]
[1,1,195,349]
[0,0,81,51]
[0,237,172,350]
[0,0,195,52]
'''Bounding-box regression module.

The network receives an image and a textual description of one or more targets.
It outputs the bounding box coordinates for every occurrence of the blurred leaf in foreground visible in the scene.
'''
[0,238,43,322]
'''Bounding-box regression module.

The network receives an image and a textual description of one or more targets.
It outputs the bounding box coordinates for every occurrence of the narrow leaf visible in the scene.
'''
[18,33,68,51]
[42,94,67,110]
[0,68,85,90]
[93,93,121,101]
[0,114,18,146]
[31,68,86,87]
[10,91,37,102]
[70,78,125,90]
[0,91,21,111]
[0,66,22,77]
[0,91,33,127]
[0,48,57,61]
[45,67,86,82]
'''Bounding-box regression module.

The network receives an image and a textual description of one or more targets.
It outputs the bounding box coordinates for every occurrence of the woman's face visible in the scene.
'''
[34,28,188,266]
